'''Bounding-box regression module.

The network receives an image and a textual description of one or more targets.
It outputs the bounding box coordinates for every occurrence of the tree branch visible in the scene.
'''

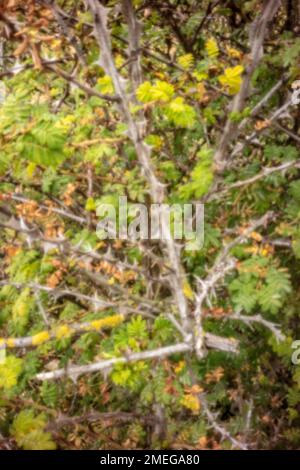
[213,0,281,173]
[44,63,120,103]
[193,211,274,358]
[86,0,190,334]
[35,342,192,381]
[226,311,285,342]
[208,159,300,200]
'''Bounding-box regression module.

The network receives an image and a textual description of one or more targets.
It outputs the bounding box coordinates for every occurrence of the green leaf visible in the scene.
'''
[179,146,213,198]
[10,410,56,450]
[136,80,174,103]
[16,122,66,167]
[136,81,153,103]
[164,97,196,128]
[257,268,291,314]
[12,288,34,333]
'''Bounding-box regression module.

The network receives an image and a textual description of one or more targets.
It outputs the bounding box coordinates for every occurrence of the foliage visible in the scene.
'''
[0,0,299,451]
[0,355,23,391]
[10,410,56,450]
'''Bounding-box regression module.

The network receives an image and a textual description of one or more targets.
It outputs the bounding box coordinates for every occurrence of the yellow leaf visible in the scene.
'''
[26,162,37,178]
[193,70,208,81]
[178,53,194,69]
[86,314,124,331]
[218,65,244,94]
[6,338,15,348]
[97,75,114,95]
[181,394,201,413]
[226,45,242,59]
[0,355,23,389]
[31,331,50,346]
[152,80,174,102]
[115,54,124,68]
[183,280,194,300]
[136,81,153,103]
[174,360,185,374]
[205,38,219,58]
[245,246,259,255]
[51,39,62,50]
[55,325,72,340]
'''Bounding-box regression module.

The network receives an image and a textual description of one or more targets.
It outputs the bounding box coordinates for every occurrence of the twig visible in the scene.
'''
[204,332,239,353]
[121,0,143,90]
[273,122,300,144]
[230,94,300,159]
[208,159,300,200]
[226,311,285,342]
[34,291,50,327]
[188,368,248,449]
[216,211,275,265]
[0,280,113,309]
[72,137,124,148]
[193,212,274,358]
[0,314,124,350]
[191,1,221,48]
[46,410,156,431]
[238,77,286,131]
[4,193,88,224]
[35,342,192,381]
[200,393,248,450]
[44,64,120,103]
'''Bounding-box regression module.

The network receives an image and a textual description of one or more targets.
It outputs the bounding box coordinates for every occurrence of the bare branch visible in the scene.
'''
[230,93,300,160]
[216,211,275,265]
[204,332,239,354]
[34,291,50,327]
[0,280,112,308]
[188,368,248,449]
[35,332,239,382]
[86,0,190,333]
[3,193,88,224]
[0,313,124,350]
[44,64,120,103]
[35,342,192,381]
[213,0,281,173]
[209,159,300,200]
[200,393,248,450]
[193,211,274,358]
[238,77,287,131]
[226,311,285,342]
[46,410,156,431]
[121,0,143,90]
